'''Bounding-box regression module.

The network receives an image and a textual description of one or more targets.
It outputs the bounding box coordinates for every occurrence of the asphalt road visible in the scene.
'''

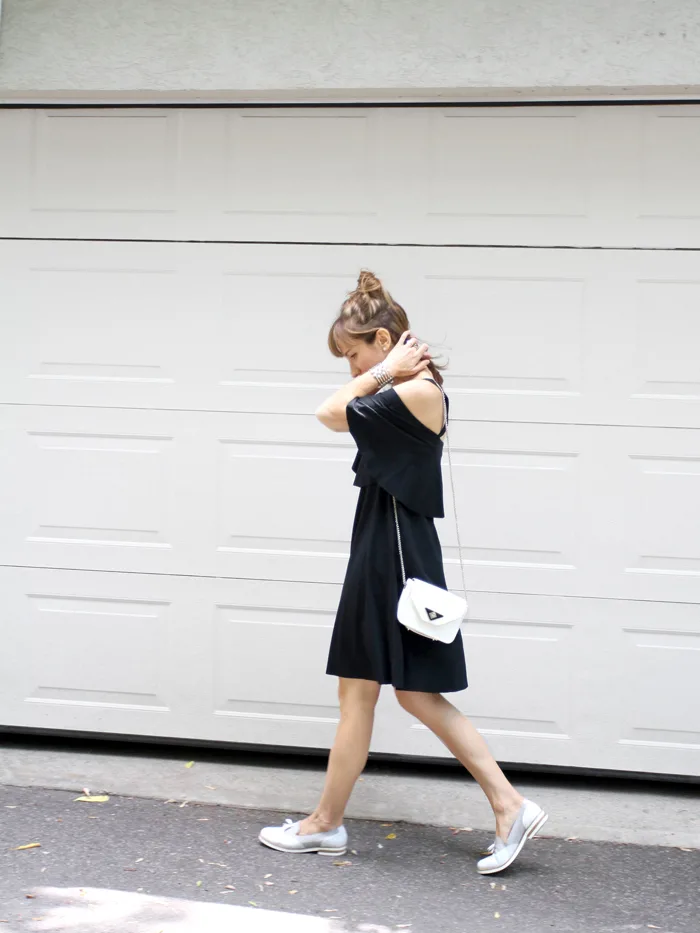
[1,785,698,933]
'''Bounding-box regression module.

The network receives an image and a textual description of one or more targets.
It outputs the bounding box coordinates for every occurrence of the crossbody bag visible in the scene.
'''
[392,383,468,644]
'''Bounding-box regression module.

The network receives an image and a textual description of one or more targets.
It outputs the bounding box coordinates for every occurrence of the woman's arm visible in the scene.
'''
[315,332,431,432]
[315,372,379,432]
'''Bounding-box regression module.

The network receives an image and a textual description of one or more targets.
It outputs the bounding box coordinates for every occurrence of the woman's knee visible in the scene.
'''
[394,688,441,718]
[338,678,381,712]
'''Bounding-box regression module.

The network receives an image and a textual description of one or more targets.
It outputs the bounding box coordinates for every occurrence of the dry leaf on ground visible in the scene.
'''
[74,796,109,803]
[385,833,397,840]
[333,860,352,867]
[14,843,41,851]
[185,761,195,768]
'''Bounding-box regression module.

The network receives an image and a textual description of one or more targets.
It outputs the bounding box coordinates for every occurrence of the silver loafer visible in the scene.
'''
[477,800,548,874]
[259,818,348,855]
[482,810,547,856]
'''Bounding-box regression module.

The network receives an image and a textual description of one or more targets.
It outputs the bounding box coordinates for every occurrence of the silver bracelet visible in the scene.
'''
[369,361,394,389]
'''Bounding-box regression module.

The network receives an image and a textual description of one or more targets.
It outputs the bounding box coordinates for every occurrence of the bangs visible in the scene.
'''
[328,319,375,358]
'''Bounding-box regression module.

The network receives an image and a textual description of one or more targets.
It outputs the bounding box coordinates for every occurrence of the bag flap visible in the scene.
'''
[406,578,466,626]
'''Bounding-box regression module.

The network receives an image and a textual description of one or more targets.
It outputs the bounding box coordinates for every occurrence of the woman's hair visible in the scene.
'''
[328,270,444,385]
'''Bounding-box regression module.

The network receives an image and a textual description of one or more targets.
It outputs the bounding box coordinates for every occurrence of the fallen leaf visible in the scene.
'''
[249,902,258,907]
[196,881,202,887]
[351,849,358,855]
[385,833,397,840]
[333,860,352,867]
[185,761,195,768]
[14,843,41,851]
[494,912,501,919]
[74,796,109,803]
[381,823,393,827]
[288,890,298,895]
[25,894,36,899]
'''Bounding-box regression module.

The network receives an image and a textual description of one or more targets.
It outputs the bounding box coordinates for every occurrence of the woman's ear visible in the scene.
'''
[375,327,392,354]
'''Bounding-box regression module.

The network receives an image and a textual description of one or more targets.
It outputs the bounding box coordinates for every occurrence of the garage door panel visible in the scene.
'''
[617,429,700,603]
[0,110,184,240]
[33,110,179,214]
[0,566,210,739]
[215,437,357,576]
[0,406,214,576]
[420,108,600,247]
[630,273,700,410]
[636,110,700,237]
[219,110,383,243]
[0,241,214,411]
[600,600,700,774]
[203,577,344,749]
[443,421,586,598]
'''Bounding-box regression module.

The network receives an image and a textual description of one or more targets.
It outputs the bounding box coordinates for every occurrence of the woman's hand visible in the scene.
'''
[384,331,431,380]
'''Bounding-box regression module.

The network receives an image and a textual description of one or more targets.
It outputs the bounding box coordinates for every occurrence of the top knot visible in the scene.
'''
[355,269,384,296]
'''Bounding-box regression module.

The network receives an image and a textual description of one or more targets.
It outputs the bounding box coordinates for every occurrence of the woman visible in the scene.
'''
[259,271,547,875]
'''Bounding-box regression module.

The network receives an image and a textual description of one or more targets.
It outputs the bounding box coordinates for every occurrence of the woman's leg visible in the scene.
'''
[299,677,381,834]
[395,690,524,842]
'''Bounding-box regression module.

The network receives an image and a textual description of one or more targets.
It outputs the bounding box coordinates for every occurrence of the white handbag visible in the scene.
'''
[393,383,468,644]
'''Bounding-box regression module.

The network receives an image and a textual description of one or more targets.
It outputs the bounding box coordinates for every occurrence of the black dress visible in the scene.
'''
[326,379,468,694]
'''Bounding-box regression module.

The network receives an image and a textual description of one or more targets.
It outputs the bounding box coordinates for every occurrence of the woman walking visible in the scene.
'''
[259,271,547,875]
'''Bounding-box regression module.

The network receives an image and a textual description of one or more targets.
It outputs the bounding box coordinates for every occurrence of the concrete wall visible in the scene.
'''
[1,0,699,101]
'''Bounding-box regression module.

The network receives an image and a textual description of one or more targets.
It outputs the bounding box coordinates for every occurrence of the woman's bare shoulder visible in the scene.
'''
[393,379,443,433]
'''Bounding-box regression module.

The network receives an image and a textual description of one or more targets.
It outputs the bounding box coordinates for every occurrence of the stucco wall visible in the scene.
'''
[1,0,700,100]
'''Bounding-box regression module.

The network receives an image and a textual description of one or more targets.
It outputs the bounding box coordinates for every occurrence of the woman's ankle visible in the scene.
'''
[491,792,524,817]
[300,812,340,833]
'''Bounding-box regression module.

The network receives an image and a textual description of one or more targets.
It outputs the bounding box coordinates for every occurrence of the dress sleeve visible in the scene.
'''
[346,392,444,517]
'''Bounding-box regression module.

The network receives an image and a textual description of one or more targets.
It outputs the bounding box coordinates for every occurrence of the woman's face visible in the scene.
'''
[338,329,392,379]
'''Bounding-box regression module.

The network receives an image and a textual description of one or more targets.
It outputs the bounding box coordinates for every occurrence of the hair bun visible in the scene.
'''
[356,269,384,295]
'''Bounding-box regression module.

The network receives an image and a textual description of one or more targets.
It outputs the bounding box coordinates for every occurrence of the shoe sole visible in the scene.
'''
[477,810,549,875]
[258,832,347,856]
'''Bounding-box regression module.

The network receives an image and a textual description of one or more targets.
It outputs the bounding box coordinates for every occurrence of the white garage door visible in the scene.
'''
[1,105,699,777]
